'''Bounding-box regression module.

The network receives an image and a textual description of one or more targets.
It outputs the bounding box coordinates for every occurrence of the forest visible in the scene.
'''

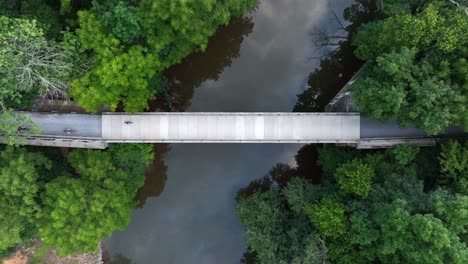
[237,141,467,263]
[238,0,467,263]
[0,0,258,259]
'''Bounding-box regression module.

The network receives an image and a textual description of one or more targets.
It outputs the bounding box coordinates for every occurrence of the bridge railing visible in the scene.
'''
[104,139,360,143]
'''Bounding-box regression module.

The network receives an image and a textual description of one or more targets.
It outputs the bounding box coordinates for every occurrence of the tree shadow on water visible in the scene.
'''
[293,0,380,112]
[102,251,134,264]
[134,144,169,208]
[149,15,255,111]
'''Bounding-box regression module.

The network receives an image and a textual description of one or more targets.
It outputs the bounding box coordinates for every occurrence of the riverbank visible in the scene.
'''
[2,239,100,264]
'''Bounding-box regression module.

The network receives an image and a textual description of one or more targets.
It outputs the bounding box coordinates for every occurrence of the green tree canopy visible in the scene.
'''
[39,144,153,255]
[439,140,468,194]
[335,159,374,197]
[93,0,141,44]
[0,147,51,253]
[70,0,258,112]
[305,196,346,238]
[237,142,468,263]
[236,186,329,264]
[350,3,468,134]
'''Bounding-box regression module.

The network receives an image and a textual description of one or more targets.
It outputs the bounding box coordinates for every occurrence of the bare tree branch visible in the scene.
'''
[448,0,468,15]
[8,37,72,99]
[331,9,347,31]
[308,8,349,61]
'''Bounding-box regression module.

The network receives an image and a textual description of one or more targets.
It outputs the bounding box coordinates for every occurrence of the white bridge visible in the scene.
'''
[2,112,465,149]
[102,112,359,143]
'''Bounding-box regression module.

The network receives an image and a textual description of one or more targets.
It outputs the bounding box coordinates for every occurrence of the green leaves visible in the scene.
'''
[0,15,73,121]
[391,145,420,166]
[236,190,288,263]
[93,0,142,44]
[39,144,153,255]
[351,3,468,134]
[439,140,468,193]
[70,0,258,112]
[0,16,42,105]
[237,141,468,263]
[69,44,161,112]
[0,147,51,252]
[353,4,467,60]
[373,199,463,264]
[428,189,468,235]
[335,159,374,197]
[305,196,346,238]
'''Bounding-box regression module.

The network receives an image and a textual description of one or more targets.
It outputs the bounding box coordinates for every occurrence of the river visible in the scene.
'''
[105,0,353,263]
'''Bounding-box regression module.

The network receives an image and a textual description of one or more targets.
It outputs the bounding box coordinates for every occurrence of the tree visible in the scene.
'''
[428,189,468,236]
[138,0,258,66]
[353,3,468,60]
[39,144,153,255]
[439,140,468,193]
[0,0,62,39]
[0,147,51,254]
[93,0,142,44]
[351,48,415,121]
[0,16,72,104]
[282,177,325,214]
[391,145,420,165]
[236,188,329,264]
[350,3,468,134]
[371,198,467,263]
[305,196,347,238]
[70,0,258,112]
[335,159,374,198]
[236,190,289,263]
[0,16,69,141]
[69,43,161,112]
[317,146,361,177]
[237,143,468,263]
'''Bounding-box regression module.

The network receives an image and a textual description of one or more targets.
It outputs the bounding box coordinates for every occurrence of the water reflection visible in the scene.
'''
[134,144,169,208]
[102,251,133,264]
[150,16,255,112]
[107,1,355,263]
[293,0,379,112]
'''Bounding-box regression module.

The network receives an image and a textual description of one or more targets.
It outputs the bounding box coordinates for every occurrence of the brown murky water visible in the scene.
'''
[105,1,354,263]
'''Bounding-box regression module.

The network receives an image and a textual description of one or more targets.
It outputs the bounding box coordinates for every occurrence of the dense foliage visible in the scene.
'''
[1,0,258,141]
[0,15,73,102]
[350,1,468,134]
[0,0,257,259]
[236,141,468,264]
[39,144,153,255]
[247,3,468,262]
[0,144,153,257]
[70,0,258,112]
[439,140,468,194]
[0,147,51,254]
[295,0,467,134]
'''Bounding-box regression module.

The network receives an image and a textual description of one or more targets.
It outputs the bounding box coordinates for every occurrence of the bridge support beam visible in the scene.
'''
[0,137,108,149]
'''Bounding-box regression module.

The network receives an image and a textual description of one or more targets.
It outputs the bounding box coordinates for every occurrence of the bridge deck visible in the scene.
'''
[102,112,360,143]
[22,112,102,137]
[3,112,466,148]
